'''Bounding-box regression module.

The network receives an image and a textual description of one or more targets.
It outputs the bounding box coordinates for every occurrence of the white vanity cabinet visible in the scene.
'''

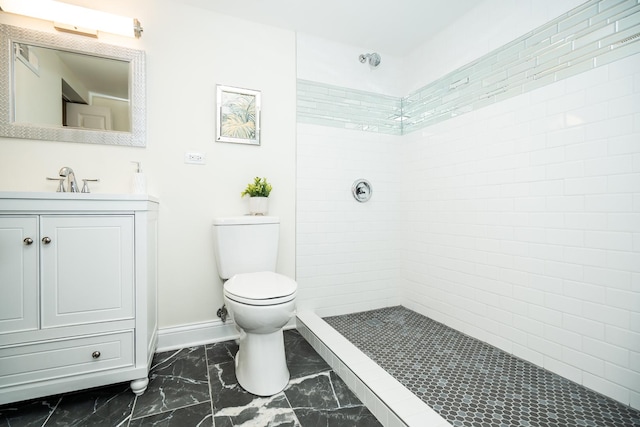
[0,193,159,405]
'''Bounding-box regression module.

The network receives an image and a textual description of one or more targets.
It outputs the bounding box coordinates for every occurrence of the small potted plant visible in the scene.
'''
[241,176,272,215]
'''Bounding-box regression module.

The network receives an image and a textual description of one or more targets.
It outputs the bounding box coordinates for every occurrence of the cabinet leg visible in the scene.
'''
[130,377,149,396]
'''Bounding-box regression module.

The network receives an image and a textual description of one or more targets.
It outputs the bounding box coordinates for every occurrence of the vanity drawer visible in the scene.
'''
[0,331,134,387]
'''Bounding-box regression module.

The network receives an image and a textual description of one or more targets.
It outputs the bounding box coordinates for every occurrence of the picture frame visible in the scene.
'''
[216,85,261,145]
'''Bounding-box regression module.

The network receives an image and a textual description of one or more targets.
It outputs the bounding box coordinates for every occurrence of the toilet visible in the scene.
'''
[212,216,297,396]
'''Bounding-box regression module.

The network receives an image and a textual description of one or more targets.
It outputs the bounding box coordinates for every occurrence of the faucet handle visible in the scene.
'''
[46,177,66,192]
[81,179,100,193]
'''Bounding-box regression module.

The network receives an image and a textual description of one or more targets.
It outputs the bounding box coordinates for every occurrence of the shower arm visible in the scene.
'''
[359,52,381,68]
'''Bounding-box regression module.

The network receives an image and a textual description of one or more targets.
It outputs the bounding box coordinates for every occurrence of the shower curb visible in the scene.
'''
[296,310,451,427]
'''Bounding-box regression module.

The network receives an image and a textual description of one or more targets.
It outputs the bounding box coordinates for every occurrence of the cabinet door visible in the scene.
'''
[0,217,38,334]
[41,216,134,328]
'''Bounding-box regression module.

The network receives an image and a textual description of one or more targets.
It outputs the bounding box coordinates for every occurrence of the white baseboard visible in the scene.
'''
[156,317,297,352]
[156,319,240,352]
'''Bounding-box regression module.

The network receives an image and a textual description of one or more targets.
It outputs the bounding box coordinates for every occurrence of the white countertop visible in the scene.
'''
[0,191,159,203]
[0,192,159,212]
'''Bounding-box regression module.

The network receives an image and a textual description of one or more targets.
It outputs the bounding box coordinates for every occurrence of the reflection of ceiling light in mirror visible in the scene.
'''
[0,0,143,38]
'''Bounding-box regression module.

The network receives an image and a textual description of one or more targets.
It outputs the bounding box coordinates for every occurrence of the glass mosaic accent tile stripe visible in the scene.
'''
[297,79,403,135]
[297,0,640,135]
[402,0,640,133]
[325,306,640,427]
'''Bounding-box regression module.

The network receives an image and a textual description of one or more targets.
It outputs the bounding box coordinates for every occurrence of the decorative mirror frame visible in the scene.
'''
[0,23,146,147]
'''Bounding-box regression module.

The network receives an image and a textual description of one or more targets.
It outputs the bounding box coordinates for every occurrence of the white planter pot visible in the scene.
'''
[248,197,269,215]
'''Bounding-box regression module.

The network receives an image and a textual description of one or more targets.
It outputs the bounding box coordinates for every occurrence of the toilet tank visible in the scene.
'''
[212,216,279,279]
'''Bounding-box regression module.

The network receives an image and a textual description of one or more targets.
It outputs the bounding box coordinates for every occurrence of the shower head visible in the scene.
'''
[359,52,381,68]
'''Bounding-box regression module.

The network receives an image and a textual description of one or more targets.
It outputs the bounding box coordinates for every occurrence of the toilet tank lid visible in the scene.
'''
[225,272,297,300]
[213,216,279,225]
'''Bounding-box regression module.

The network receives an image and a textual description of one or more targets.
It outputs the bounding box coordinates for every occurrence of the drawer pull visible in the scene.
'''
[23,237,34,245]
[92,351,101,359]
[42,237,52,244]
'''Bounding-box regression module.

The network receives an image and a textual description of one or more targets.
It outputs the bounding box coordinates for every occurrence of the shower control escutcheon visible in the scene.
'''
[352,179,372,202]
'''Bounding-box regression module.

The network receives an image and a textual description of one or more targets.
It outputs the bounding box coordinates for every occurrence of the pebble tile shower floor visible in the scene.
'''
[324,306,640,427]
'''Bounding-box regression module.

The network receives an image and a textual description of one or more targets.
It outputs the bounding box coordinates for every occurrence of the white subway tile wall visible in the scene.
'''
[296,0,640,412]
[401,52,640,408]
[296,124,403,316]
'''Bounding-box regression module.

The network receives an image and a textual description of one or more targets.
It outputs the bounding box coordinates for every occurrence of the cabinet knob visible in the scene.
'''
[23,237,33,245]
[42,237,51,244]
[92,351,101,359]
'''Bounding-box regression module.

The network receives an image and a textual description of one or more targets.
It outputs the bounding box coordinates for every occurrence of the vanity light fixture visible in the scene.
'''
[0,0,143,38]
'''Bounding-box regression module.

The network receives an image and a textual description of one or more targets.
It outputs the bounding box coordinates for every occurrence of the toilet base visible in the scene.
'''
[235,329,290,396]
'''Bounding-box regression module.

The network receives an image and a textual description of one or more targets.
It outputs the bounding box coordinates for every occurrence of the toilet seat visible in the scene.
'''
[224,291,296,306]
[224,271,297,306]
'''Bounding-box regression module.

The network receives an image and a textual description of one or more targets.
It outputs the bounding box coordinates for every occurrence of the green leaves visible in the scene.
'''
[241,176,272,197]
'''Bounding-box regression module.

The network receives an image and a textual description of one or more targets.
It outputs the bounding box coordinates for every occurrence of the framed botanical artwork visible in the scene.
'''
[216,85,261,145]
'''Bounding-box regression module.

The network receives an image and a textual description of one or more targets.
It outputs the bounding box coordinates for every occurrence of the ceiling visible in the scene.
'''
[173,0,479,56]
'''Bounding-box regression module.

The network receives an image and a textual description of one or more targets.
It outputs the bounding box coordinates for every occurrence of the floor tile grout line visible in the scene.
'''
[39,395,62,427]
[326,370,341,410]
[125,394,137,427]
[129,399,214,421]
[204,343,217,422]
[281,389,303,426]
[116,413,132,427]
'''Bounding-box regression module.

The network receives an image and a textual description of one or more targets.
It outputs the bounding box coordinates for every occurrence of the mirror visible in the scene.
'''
[0,23,145,146]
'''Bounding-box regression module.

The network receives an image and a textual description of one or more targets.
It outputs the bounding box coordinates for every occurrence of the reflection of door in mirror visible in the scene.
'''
[13,43,131,132]
[90,94,130,131]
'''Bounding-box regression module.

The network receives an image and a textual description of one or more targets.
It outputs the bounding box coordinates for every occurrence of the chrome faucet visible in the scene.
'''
[58,167,79,192]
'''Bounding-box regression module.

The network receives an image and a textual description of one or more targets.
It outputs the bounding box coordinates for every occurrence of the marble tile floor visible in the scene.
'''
[0,330,381,427]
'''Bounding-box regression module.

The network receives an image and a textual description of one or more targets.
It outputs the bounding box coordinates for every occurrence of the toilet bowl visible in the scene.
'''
[223,271,297,396]
[212,216,297,396]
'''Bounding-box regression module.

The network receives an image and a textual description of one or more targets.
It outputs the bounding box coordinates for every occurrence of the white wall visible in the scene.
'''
[0,0,297,329]
[403,0,586,93]
[296,0,640,410]
[296,35,404,316]
[402,53,640,408]
[297,33,405,97]
[15,46,76,126]
[296,123,402,316]
[400,0,640,408]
